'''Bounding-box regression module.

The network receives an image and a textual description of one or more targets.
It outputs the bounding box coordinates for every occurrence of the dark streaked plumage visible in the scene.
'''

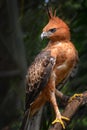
[25,51,55,110]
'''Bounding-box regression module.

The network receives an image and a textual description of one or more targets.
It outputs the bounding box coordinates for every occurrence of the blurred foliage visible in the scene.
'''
[0,0,87,130]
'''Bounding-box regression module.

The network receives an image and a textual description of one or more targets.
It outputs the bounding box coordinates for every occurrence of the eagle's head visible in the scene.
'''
[41,8,70,42]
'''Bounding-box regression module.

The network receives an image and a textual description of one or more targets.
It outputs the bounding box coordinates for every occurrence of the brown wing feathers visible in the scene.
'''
[25,51,55,110]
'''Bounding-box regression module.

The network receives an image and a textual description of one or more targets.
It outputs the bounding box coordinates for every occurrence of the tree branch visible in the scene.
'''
[48,91,87,130]
[0,70,20,77]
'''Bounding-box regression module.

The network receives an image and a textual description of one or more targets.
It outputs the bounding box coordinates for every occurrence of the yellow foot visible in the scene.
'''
[52,116,70,129]
[68,93,83,103]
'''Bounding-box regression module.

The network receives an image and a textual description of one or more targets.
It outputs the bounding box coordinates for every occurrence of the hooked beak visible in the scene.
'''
[40,32,48,40]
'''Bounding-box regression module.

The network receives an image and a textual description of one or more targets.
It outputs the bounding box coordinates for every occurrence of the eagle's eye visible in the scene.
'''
[49,28,56,33]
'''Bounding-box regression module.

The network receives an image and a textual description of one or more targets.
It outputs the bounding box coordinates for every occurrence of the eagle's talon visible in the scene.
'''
[52,116,69,129]
[52,118,65,129]
[61,116,70,121]
[68,93,83,102]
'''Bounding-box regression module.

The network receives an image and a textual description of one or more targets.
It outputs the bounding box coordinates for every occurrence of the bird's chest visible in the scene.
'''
[54,54,75,86]
[51,48,74,85]
[47,42,77,85]
[54,62,69,85]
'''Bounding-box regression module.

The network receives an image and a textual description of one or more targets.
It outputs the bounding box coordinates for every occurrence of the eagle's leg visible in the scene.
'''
[29,93,46,117]
[55,89,69,102]
[50,92,69,129]
[68,93,83,102]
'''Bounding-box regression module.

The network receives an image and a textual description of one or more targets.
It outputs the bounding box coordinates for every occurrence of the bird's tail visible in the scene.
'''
[20,93,46,130]
[20,107,43,130]
[20,109,30,130]
[20,108,35,130]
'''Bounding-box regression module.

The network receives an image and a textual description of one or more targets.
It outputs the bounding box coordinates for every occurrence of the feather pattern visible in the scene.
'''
[25,50,55,110]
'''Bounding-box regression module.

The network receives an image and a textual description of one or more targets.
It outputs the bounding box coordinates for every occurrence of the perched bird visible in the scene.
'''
[21,8,79,130]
